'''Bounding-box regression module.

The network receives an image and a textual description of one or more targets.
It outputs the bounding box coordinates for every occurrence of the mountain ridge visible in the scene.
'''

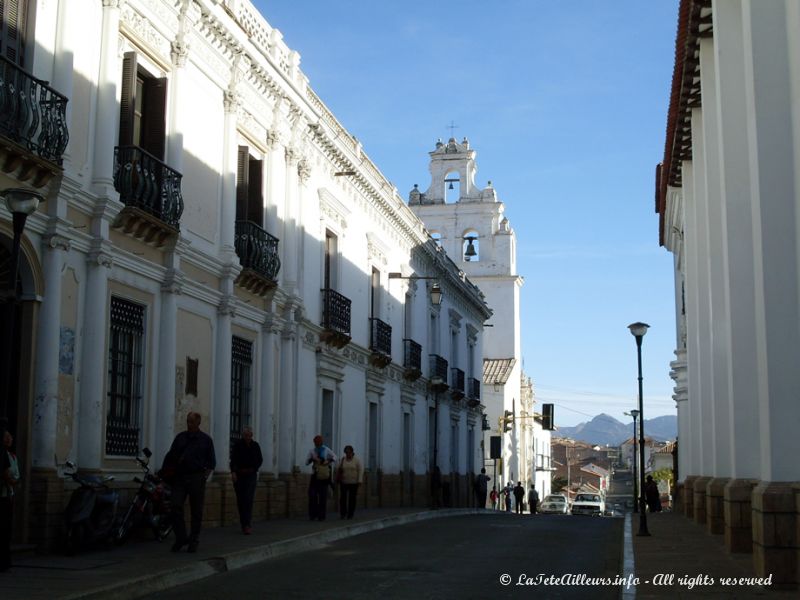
[557,413,676,446]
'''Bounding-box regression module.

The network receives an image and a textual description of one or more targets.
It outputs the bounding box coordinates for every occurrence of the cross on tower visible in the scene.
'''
[446,120,459,138]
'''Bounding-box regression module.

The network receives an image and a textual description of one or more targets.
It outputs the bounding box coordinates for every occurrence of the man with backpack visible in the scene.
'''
[306,435,337,521]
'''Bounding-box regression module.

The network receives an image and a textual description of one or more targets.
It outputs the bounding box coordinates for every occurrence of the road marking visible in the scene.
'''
[622,512,636,600]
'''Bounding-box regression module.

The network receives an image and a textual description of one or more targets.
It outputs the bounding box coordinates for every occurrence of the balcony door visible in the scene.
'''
[236,146,264,226]
[119,52,167,160]
[1,0,29,67]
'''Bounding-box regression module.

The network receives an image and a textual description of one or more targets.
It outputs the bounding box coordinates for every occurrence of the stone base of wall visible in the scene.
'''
[752,481,798,588]
[682,475,697,518]
[724,478,757,553]
[706,477,729,535]
[693,476,712,524]
[673,482,684,514]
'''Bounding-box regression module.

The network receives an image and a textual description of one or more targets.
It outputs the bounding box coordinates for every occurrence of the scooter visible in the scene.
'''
[113,447,173,544]
[62,461,119,554]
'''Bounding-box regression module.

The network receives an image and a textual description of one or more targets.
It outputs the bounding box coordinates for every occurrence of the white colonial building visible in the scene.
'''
[0,0,490,547]
[408,137,551,500]
[658,0,800,586]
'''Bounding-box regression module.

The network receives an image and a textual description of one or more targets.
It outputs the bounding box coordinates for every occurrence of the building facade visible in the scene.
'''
[407,137,550,499]
[657,0,800,585]
[0,0,490,547]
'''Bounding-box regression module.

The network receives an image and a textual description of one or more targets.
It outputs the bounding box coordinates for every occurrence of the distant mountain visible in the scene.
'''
[557,413,677,446]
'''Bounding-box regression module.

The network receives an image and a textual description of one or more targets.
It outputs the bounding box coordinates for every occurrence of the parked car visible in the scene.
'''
[571,493,605,516]
[539,494,569,514]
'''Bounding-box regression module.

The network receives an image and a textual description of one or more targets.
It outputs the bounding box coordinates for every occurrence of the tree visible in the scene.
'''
[551,475,568,493]
[651,468,673,487]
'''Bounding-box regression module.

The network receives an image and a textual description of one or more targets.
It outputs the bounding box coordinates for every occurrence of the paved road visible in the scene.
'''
[161,513,624,600]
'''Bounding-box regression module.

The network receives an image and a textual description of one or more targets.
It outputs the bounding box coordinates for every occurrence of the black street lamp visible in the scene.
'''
[624,409,640,513]
[1,188,43,423]
[628,321,650,536]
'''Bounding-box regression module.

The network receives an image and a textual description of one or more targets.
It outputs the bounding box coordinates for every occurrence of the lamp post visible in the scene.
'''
[624,409,639,513]
[628,321,650,536]
[1,189,43,422]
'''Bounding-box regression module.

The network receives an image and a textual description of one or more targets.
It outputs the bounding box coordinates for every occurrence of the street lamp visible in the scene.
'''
[388,273,443,306]
[624,409,640,513]
[1,188,44,422]
[628,321,650,536]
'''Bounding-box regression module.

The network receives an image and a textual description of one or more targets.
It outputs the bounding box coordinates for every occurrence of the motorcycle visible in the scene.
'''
[62,461,119,554]
[113,447,173,544]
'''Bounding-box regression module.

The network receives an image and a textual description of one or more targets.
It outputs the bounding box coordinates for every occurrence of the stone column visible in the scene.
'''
[743,0,800,585]
[259,314,281,474]
[712,0,762,553]
[213,288,235,473]
[277,316,297,474]
[220,90,240,262]
[78,240,113,468]
[32,231,70,468]
[282,149,300,296]
[92,0,122,193]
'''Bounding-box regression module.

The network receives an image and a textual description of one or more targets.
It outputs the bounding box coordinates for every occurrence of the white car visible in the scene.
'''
[539,494,569,514]
[571,493,605,516]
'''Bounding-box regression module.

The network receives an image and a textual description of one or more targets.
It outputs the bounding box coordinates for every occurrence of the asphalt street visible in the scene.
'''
[161,513,625,600]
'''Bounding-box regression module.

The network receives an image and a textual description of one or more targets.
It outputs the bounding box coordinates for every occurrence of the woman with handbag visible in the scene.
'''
[337,445,363,520]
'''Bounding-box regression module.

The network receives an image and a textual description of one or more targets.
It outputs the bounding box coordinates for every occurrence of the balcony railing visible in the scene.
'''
[429,354,449,382]
[369,317,392,356]
[114,145,184,230]
[105,418,139,457]
[235,220,280,281]
[403,339,421,374]
[468,377,481,401]
[0,55,69,165]
[321,288,351,347]
[450,367,465,399]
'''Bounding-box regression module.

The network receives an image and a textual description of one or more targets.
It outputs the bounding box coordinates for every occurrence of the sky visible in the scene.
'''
[255,0,681,427]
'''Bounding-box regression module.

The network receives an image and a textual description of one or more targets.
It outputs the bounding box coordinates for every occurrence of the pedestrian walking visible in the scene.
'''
[306,435,336,521]
[1,425,20,572]
[230,426,263,534]
[645,475,662,512]
[513,481,525,514]
[163,412,216,553]
[337,445,363,519]
[528,484,539,514]
[473,468,491,508]
[489,486,499,510]
[504,482,512,512]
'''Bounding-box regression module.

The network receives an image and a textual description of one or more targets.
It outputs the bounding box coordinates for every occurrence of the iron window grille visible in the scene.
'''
[403,339,421,371]
[369,317,392,356]
[230,336,253,450]
[106,297,145,457]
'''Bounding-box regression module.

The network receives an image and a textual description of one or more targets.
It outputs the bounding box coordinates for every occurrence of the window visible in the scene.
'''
[321,389,334,451]
[324,230,338,290]
[106,297,145,457]
[236,146,264,226]
[230,336,253,449]
[404,292,413,339]
[119,52,167,159]
[430,231,442,247]
[370,267,380,318]
[0,0,29,66]
[445,171,460,203]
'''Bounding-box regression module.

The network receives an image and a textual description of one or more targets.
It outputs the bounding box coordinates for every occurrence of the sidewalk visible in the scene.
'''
[3,507,479,600]
[628,510,796,598]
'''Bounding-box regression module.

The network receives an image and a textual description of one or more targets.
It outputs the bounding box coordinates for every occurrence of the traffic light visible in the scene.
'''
[542,403,554,430]
[502,410,513,433]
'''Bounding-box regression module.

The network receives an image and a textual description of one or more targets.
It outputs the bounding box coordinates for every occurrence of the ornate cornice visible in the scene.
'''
[218,296,237,317]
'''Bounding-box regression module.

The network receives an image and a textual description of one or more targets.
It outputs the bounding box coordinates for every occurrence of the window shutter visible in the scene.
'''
[119,52,138,147]
[1,0,27,66]
[236,146,249,222]
[248,158,263,226]
[142,77,167,159]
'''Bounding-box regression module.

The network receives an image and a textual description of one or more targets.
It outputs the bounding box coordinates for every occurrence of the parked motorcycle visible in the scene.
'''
[62,461,119,554]
[113,447,173,544]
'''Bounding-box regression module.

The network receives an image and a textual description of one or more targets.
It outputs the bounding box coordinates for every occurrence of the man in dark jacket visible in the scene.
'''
[164,412,216,553]
[230,426,263,534]
[513,481,525,514]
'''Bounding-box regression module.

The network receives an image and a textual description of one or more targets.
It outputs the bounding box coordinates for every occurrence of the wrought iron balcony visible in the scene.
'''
[234,220,280,294]
[0,55,69,186]
[113,145,184,239]
[429,354,449,391]
[321,288,351,348]
[369,317,392,368]
[402,338,422,381]
[450,367,465,400]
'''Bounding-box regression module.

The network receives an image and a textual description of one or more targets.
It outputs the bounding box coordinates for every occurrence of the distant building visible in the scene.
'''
[656,0,800,585]
[408,137,551,498]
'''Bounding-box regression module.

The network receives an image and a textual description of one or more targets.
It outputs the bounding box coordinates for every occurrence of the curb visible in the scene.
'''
[64,508,485,600]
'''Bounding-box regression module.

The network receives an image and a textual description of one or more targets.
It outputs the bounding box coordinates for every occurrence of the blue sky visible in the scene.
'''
[255,0,681,427]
